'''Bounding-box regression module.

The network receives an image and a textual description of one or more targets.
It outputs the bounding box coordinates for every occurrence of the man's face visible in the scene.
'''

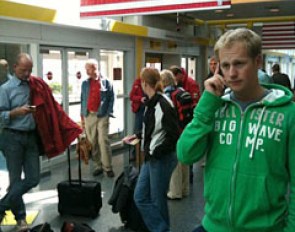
[14,59,33,81]
[85,63,97,79]
[209,59,217,73]
[219,41,260,97]
[175,72,184,85]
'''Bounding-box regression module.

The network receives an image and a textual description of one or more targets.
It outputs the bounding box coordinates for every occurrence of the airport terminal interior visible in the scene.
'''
[0,148,205,232]
[0,0,295,231]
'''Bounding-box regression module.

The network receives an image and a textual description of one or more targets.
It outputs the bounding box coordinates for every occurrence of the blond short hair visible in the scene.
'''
[160,69,176,88]
[214,28,261,60]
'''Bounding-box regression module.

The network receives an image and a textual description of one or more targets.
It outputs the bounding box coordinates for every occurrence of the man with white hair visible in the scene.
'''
[80,59,115,178]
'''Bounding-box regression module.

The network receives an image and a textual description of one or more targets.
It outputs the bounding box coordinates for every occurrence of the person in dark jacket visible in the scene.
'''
[134,67,178,232]
[207,56,218,79]
[272,63,292,90]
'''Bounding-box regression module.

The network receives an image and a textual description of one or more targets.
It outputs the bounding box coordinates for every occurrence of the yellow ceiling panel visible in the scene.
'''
[0,0,56,23]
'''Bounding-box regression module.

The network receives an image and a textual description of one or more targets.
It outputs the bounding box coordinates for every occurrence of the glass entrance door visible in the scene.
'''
[39,47,90,168]
[181,56,197,81]
[40,47,90,123]
[100,50,125,141]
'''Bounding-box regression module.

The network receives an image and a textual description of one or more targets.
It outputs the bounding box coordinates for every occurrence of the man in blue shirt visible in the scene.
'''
[0,53,40,232]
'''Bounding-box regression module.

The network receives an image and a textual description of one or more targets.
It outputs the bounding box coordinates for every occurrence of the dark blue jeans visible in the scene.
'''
[0,130,40,220]
[192,225,207,232]
[134,152,177,232]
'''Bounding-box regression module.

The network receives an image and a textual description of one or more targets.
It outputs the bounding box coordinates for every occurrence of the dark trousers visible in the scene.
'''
[192,225,207,232]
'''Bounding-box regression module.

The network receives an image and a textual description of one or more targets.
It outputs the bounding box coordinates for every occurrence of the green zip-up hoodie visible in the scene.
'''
[177,84,295,232]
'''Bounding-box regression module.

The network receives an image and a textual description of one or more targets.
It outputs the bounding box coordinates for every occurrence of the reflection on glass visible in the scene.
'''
[42,50,62,104]
[100,50,125,137]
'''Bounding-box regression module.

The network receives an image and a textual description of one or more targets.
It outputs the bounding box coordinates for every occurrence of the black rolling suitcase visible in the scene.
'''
[108,137,149,232]
[57,146,102,218]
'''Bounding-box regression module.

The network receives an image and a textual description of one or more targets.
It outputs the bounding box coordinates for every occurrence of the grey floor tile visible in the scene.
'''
[0,149,205,232]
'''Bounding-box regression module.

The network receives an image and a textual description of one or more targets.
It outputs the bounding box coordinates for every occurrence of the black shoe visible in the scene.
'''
[0,212,5,223]
[92,169,103,176]
[167,196,181,200]
[106,170,114,178]
[0,213,5,232]
[16,219,29,232]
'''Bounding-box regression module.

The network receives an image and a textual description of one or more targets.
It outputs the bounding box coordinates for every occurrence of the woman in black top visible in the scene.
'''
[134,68,178,232]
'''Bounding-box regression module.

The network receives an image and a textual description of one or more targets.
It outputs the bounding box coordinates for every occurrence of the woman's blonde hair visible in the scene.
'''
[140,67,163,93]
[160,69,176,88]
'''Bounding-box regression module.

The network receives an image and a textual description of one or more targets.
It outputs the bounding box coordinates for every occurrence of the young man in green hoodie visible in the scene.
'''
[177,28,295,232]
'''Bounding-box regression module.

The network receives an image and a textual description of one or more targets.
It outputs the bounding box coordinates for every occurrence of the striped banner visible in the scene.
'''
[262,22,295,49]
[80,0,231,18]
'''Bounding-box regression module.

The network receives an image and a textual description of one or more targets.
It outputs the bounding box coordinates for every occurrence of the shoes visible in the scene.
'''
[106,170,115,178]
[167,196,181,200]
[167,193,181,200]
[0,212,4,224]
[92,169,103,176]
[16,219,29,232]
[0,213,5,232]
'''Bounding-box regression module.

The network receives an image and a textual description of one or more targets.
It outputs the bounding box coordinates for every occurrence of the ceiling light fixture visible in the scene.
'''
[269,7,279,13]
[215,9,223,13]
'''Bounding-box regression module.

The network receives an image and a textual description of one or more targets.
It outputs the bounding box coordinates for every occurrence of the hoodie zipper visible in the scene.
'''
[228,104,243,231]
[227,101,264,230]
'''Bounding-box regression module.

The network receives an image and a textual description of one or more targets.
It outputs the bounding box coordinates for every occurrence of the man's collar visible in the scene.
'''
[11,74,29,86]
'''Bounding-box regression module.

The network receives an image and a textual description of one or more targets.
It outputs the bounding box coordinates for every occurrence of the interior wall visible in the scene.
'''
[162,54,180,69]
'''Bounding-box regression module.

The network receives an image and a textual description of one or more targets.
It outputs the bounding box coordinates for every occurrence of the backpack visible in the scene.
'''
[171,88,194,130]
[108,166,149,232]
[61,221,95,232]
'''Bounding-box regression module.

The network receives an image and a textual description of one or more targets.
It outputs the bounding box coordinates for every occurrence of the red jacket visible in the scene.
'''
[29,76,82,158]
[181,68,200,107]
[129,78,144,113]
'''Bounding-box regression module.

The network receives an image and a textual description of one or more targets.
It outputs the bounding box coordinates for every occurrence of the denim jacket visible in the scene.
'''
[80,77,114,118]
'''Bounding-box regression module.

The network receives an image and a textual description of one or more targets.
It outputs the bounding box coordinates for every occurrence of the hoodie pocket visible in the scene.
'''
[204,169,231,223]
[234,174,284,229]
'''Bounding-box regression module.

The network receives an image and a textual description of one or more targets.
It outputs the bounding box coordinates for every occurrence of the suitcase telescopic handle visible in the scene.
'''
[67,145,82,186]
[77,138,82,185]
[67,147,72,184]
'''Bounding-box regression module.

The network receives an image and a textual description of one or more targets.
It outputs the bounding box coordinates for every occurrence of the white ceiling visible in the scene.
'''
[162,0,295,26]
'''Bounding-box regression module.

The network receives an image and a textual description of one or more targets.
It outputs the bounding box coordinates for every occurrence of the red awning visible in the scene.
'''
[262,22,295,49]
[80,0,231,18]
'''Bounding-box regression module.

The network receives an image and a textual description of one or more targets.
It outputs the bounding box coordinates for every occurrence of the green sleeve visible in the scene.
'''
[177,90,223,164]
[284,106,295,231]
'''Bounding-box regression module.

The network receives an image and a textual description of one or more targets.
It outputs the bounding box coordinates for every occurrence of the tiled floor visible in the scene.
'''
[0,148,205,232]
